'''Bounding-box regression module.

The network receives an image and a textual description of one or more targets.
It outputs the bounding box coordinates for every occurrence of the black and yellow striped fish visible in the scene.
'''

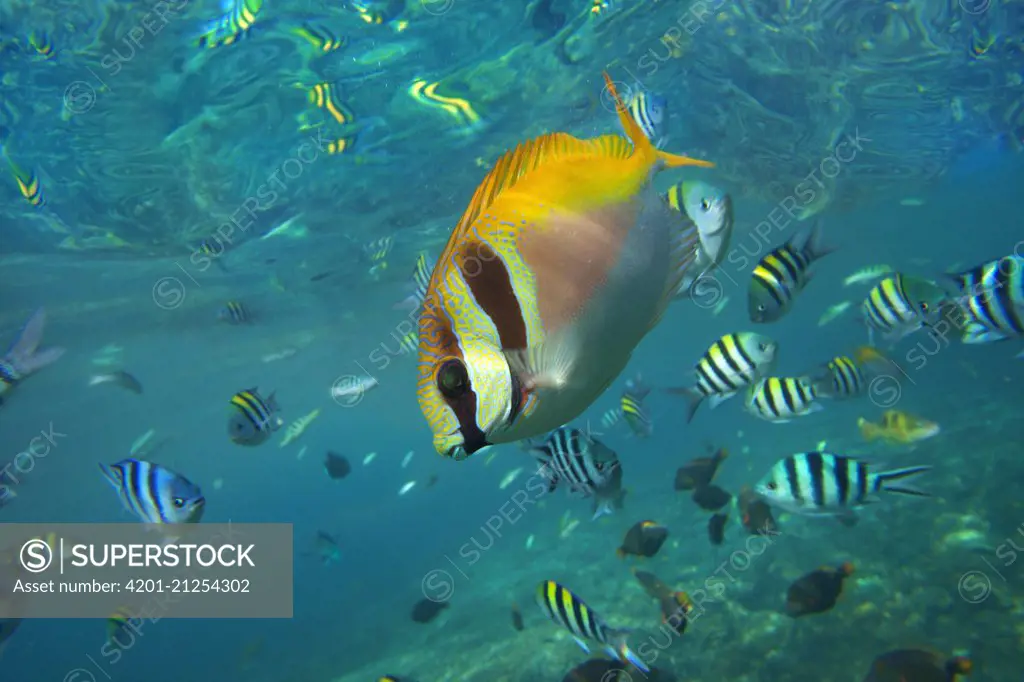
[350,0,405,26]
[196,0,263,49]
[307,83,356,126]
[396,330,418,355]
[288,23,345,54]
[667,332,777,422]
[218,300,250,324]
[325,135,358,156]
[860,274,947,345]
[195,237,230,272]
[945,255,1023,350]
[364,236,394,275]
[394,251,434,312]
[407,79,482,131]
[228,387,281,446]
[620,392,651,438]
[8,160,44,207]
[811,346,890,399]
[626,91,666,146]
[749,222,833,323]
[535,580,649,672]
[745,377,822,423]
[409,252,432,305]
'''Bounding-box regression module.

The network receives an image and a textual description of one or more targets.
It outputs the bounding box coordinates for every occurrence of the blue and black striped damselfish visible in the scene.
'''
[626,91,667,147]
[749,222,833,323]
[810,346,891,399]
[535,580,649,672]
[946,254,1024,353]
[218,300,250,324]
[228,387,281,446]
[99,459,205,524]
[755,452,931,519]
[394,251,434,312]
[861,274,948,345]
[530,427,619,497]
[667,332,777,422]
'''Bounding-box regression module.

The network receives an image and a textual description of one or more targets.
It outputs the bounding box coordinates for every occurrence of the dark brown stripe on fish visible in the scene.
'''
[459,241,527,350]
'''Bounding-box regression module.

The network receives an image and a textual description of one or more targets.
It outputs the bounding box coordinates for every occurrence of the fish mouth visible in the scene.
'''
[447,431,491,460]
[445,445,467,460]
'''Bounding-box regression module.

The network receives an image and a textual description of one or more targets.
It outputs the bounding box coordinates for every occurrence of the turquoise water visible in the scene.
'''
[1,1,1022,681]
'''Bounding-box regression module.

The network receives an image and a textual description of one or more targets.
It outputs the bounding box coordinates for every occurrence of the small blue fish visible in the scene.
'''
[99,459,205,524]
[228,387,282,445]
[624,91,667,148]
[393,251,433,312]
[313,531,341,565]
[861,274,947,345]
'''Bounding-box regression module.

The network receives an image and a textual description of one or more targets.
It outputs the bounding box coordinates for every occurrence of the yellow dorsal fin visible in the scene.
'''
[432,131,633,286]
[602,72,714,169]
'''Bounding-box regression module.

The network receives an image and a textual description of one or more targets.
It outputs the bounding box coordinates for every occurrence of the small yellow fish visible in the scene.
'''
[278,408,320,447]
[858,410,940,445]
[818,301,852,326]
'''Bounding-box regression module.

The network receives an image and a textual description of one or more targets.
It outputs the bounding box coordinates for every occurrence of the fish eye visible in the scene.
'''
[919,302,929,313]
[700,198,711,212]
[436,358,470,400]
[757,304,767,312]
[766,482,777,491]
[758,343,768,351]
[172,497,185,508]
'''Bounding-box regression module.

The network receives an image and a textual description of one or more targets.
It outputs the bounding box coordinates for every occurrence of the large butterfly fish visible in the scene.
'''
[417,73,713,460]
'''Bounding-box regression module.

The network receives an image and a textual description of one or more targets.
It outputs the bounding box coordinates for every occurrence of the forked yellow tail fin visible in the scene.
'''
[601,72,715,169]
